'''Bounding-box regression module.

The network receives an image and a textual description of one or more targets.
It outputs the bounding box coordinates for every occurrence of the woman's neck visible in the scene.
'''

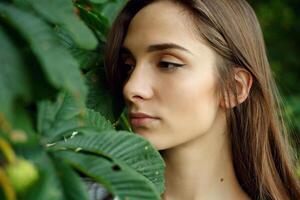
[160,115,251,200]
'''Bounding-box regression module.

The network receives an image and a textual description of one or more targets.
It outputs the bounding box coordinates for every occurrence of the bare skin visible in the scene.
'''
[122,1,252,200]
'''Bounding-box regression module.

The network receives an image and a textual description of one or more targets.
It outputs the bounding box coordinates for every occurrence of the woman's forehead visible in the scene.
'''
[128,1,192,34]
[123,1,207,57]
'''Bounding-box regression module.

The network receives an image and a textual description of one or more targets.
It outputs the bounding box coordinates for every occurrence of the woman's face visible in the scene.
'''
[122,1,224,150]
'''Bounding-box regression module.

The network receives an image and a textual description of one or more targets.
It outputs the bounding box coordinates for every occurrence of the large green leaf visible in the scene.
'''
[52,156,89,200]
[50,129,165,194]
[37,92,83,139]
[56,26,102,71]
[27,0,98,50]
[19,149,64,200]
[86,68,124,124]
[100,0,126,25]
[0,27,31,123]
[38,92,113,143]
[87,0,113,4]
[84,108,114,130]
[18,147,88,200]
[0,3,87,105]
[115,109,132,132]
[56,151,161,200]
[69,47,101,71]
[75,3,109,42]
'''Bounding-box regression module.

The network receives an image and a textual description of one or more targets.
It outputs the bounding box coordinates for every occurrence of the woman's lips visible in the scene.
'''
[130,117,158,127]
[129,112,159,127]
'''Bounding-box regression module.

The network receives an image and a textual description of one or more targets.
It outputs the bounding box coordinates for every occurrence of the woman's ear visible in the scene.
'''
[220,67,253,108]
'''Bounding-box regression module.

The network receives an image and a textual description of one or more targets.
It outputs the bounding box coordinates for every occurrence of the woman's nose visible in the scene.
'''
[123,63,154,104]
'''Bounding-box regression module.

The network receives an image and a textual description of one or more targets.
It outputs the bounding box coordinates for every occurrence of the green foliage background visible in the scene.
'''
[250,0,300,160]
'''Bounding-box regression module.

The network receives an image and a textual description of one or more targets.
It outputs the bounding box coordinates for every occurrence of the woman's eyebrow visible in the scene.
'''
[147,43,193,55]
[120,43,193,56]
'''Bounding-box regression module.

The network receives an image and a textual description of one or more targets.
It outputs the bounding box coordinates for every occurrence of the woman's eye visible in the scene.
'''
[158,61,185,69]
[123,63,135,74]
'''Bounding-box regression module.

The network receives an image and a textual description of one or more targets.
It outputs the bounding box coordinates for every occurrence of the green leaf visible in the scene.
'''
[51,129,165,194]
[27,0,98,50]
[87,0,112,4]
[100,0,126,25]
[55,26,103,71]
[86,68,124,124]
[52,157,89,200]
[19,149,64,200]
[37,92,83,138]
[84,108,114,130]
[70,47,101,70]
[115,108,132,132]
[56,151,161,200]
[0,27,31,123]
[75,4,109,42]
[38,92,113,143]
[8,104,37,145]
[0,3,87,105]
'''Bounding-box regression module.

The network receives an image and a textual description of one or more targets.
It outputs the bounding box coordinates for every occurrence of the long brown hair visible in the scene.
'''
[104,0,300,199]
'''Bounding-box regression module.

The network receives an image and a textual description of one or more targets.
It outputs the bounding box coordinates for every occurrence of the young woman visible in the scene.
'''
[104,0,300,199]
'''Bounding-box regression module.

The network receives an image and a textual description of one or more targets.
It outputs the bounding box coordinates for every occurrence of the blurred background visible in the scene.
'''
[250,0,300,164]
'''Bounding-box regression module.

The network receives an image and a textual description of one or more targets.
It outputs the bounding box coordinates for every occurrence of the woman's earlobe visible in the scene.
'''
[220,68,253,109]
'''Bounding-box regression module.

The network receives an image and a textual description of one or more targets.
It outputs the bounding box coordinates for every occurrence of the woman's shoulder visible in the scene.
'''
[83,177,117,200]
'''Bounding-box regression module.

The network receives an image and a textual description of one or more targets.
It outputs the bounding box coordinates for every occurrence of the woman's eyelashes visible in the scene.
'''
[158,61,185,69]
[122,60,185,75]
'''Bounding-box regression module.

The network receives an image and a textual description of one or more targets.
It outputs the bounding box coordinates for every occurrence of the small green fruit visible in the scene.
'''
[5,158,39,193]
